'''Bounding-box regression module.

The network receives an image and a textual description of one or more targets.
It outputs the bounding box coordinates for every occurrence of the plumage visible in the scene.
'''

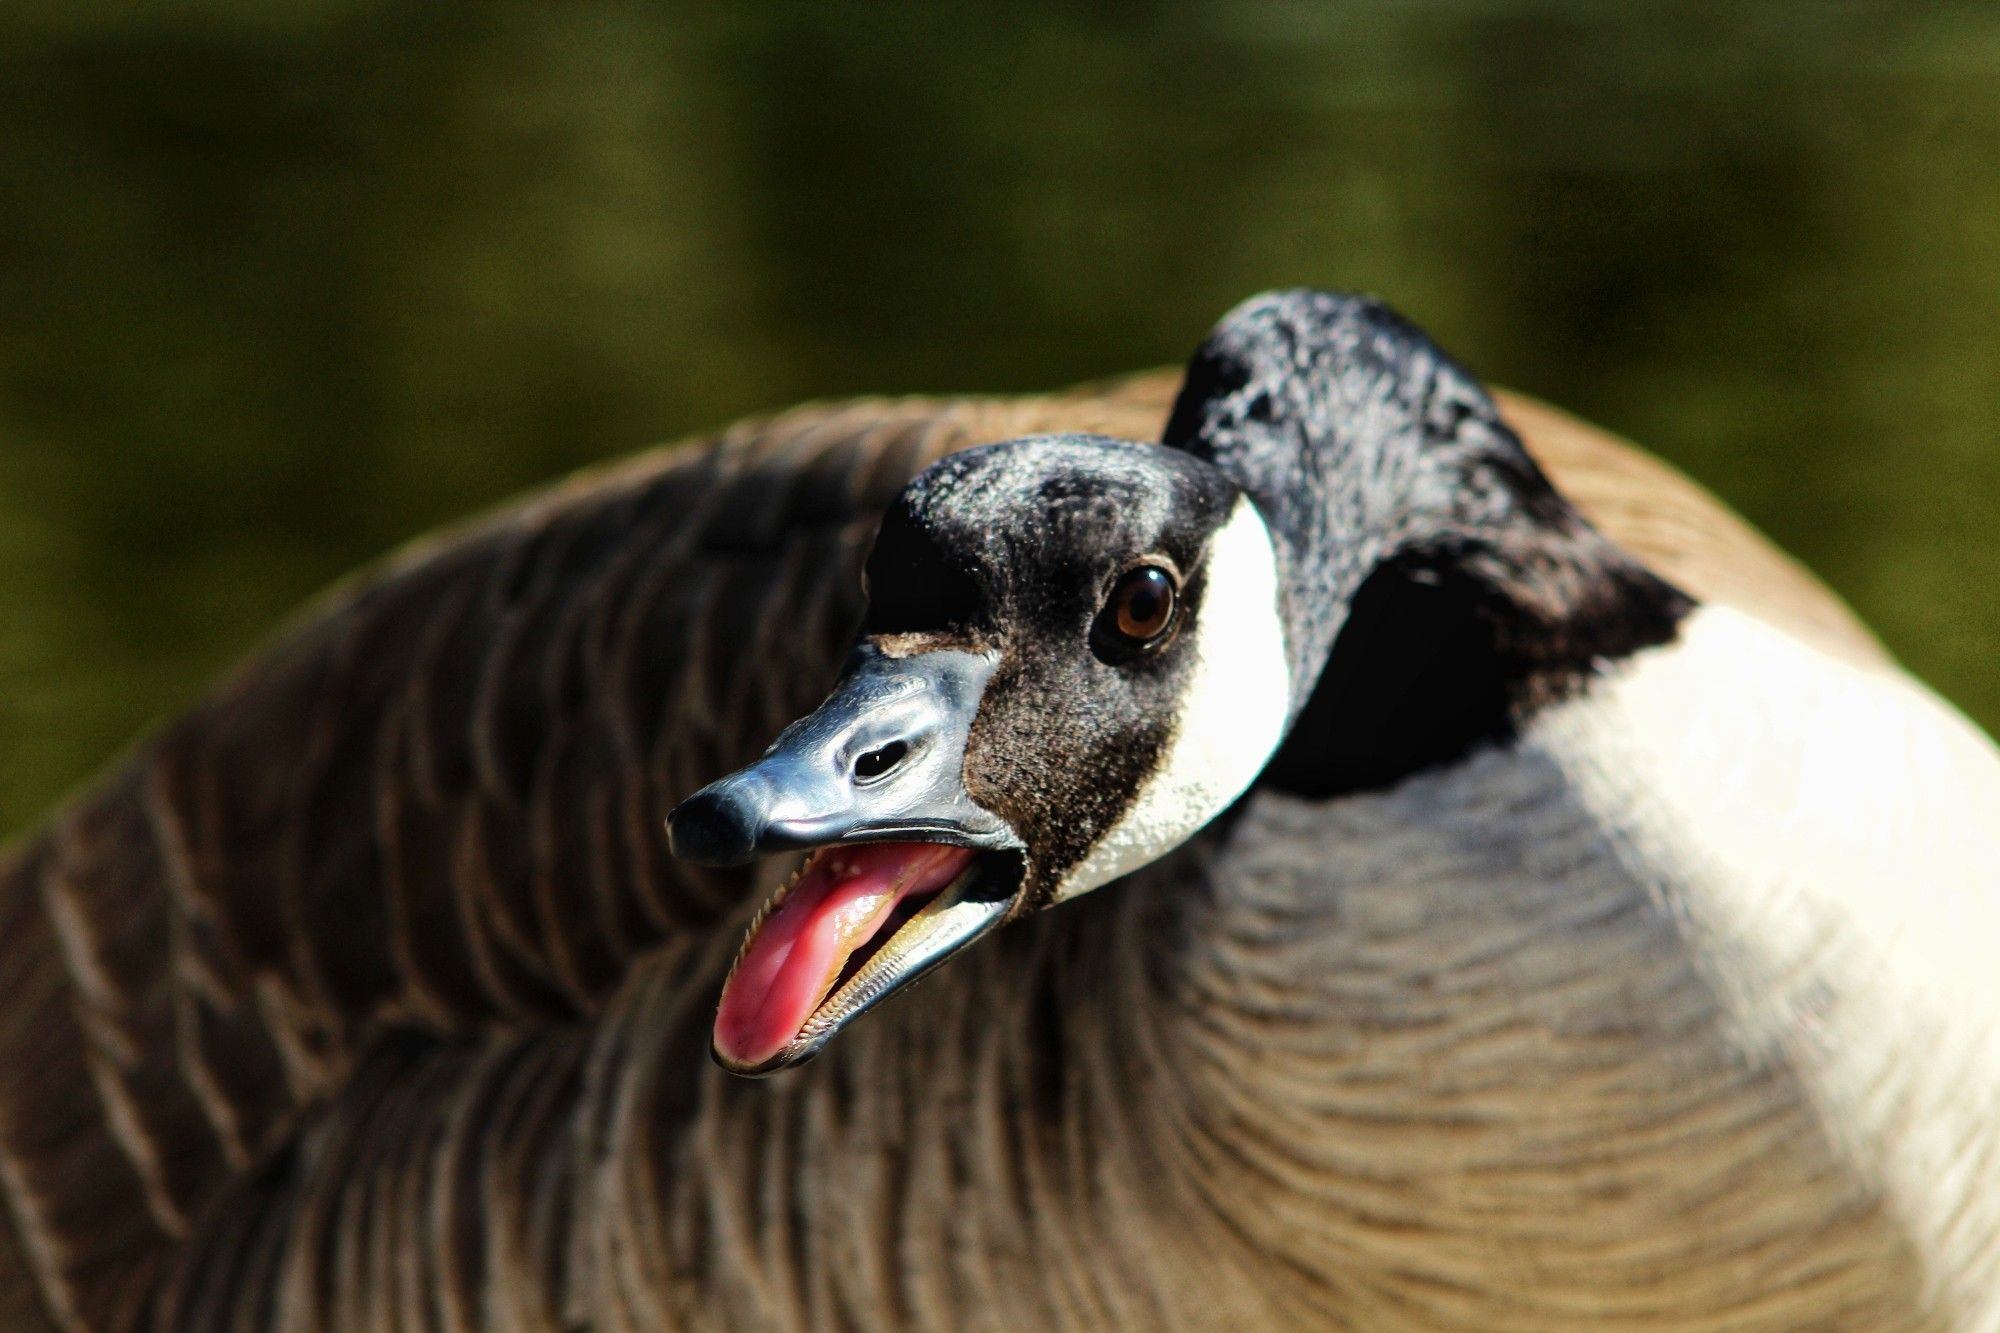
[0,292,1982,1331]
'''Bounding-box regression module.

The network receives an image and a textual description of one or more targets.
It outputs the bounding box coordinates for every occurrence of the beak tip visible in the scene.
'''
[666,781,765,866]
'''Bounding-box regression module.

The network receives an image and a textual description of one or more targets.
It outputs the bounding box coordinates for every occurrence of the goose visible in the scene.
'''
[0,289,1992,1330]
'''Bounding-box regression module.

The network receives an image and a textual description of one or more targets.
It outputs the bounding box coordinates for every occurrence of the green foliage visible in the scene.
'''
[2,0,1997,834]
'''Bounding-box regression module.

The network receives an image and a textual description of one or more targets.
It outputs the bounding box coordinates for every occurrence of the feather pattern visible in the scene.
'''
[0,372,1911,1330]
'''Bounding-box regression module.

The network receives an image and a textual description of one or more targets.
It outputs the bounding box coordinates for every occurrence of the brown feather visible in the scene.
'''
[0,374,1889,1329]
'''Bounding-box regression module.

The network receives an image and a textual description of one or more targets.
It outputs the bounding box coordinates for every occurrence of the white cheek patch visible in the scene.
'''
[1056,496,1294,900]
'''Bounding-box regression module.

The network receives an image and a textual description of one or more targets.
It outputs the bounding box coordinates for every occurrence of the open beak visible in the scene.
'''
[667,646,1026,1076]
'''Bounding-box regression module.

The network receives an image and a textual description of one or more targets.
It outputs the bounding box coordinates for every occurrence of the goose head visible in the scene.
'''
[669,436,1290,1074]
[669,288,1686,1076]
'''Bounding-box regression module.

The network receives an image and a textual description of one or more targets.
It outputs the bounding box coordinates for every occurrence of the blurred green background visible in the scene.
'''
[2,1,1997,836]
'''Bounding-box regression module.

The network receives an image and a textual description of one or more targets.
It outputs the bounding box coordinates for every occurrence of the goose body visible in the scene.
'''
[0,292,1993,1330]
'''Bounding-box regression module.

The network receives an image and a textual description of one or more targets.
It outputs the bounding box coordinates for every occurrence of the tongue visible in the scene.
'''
[714,842,975,1069]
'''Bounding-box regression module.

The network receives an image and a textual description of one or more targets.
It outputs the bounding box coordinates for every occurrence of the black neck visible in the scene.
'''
[1165,289,1692,799]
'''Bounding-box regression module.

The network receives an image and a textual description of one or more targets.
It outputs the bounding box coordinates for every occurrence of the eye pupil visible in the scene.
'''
[853,740,907,781]
[1113,566,1177,643]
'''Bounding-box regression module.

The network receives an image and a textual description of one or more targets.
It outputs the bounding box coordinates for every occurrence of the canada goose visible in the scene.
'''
[1,289,1992,1329]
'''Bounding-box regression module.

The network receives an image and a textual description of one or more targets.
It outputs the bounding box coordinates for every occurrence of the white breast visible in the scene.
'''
[1533,604,2000,1311]
[1172,603,2000,1323]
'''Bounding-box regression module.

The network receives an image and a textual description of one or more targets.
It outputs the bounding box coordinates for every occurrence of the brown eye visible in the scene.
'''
[1108,565,1178,646]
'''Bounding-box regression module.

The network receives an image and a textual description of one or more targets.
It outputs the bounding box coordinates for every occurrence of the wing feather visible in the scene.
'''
[0,373,1882,1327]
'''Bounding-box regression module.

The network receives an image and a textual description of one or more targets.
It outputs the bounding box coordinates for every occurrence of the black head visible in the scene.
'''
[868,435,1285,905]
[670,435,1292,1073]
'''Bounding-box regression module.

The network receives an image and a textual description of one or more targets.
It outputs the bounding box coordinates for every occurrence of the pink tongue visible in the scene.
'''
[715,842,975,1068]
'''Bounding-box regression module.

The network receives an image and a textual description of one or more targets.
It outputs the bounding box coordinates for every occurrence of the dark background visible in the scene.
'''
[3,1,1997,835]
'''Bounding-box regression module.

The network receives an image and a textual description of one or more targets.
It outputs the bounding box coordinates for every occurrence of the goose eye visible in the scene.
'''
[1105,565,1179,649]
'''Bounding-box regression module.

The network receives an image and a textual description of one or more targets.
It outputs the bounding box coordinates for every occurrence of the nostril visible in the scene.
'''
[852,741,908,782]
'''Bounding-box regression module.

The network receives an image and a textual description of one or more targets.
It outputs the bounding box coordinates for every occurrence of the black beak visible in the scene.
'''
[667,646,1019,864]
